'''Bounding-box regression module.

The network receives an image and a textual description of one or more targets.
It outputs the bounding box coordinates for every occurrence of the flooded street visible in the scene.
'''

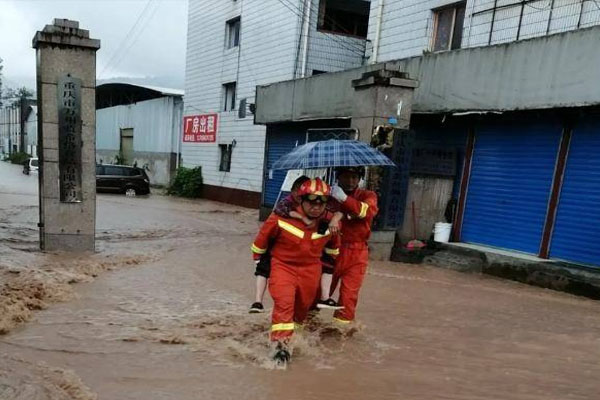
[1,160,600,400]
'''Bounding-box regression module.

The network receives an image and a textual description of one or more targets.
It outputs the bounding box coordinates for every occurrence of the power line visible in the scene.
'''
[99,0,158,78]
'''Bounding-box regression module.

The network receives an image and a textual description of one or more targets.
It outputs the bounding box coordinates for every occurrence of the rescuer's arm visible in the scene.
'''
[251,214,280,261]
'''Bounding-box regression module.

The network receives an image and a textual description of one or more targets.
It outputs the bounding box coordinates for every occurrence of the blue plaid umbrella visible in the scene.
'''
[271,139,395,170]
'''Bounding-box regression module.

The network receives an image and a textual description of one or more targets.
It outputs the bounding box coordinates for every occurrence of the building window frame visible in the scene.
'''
[222,82,237,112]
[225,16,241,49]
[316,0,369,39]
[219,144,232,172]
[431,1,466,52]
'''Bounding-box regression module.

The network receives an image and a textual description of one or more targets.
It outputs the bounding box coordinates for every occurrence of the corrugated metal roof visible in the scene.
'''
[97,82,184,97]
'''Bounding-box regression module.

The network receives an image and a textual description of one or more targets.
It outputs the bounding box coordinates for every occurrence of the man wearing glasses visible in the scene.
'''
[251,178,340,364]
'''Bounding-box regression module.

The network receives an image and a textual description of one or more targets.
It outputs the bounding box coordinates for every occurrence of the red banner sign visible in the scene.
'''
[183,114,218,142]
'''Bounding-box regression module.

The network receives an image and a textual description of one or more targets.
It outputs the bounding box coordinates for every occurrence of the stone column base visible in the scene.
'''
[43,233,95,252]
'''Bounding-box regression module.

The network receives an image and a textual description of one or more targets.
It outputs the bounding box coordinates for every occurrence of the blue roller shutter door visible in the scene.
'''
[263,131,304,207]
[550,117,600,267]
[462,121,562,254]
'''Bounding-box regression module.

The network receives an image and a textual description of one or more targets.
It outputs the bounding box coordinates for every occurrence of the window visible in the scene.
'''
[223,82,237,111]
[317,0,370,38]
[432,2,466,52]
[104,166,124,176]
[226,17,241,49]
[219,144,232,172]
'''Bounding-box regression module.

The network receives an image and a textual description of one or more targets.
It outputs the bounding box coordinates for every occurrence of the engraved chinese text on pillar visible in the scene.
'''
[57,75,83,203]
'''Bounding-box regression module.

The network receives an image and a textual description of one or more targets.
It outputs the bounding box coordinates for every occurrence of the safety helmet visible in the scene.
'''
[297,178,331,202]
[335,166,366,178]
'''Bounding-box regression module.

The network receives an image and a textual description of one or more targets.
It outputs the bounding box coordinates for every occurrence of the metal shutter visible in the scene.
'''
[461,121,562,254]
[263,131,304,207]
[550,117,600,267]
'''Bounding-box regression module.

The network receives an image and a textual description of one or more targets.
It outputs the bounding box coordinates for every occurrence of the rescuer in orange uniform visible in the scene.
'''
[329,166,378,324]
[251,178,340,363]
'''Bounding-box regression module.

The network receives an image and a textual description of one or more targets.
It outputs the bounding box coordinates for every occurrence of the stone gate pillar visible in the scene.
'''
[33,19,100,251]
[350,67,418,260]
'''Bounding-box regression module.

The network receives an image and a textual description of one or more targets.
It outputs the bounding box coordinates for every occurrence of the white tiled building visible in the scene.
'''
[183,0,370,207]
[367,0,600,63]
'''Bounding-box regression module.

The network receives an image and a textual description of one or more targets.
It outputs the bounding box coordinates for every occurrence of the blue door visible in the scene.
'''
[263,131,304,207]
[550,117,600,267]
[461,121,562,254]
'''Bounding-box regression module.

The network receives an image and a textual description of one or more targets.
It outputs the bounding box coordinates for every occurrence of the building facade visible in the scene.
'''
[367,0,600,63]
[254,5,600,268]
[96,83,183,186]
[183,0,370,207]
[0,106,22,156]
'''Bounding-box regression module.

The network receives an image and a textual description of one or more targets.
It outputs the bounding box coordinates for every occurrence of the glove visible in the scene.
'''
[331,185,348,203]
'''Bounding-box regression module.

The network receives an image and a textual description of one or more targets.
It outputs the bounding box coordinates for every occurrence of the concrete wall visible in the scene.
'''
[256,25,600,123]
[367,0,600,63]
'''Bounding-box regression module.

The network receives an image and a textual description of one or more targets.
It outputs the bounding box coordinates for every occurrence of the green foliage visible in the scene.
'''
[114,152,125,165]
[3,86,34,106]
[167,167,203,198]
[7,151,31,165]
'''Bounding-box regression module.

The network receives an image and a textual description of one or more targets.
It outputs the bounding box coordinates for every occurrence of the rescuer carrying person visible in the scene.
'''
[328,166,378,324]
[251,178,341,364]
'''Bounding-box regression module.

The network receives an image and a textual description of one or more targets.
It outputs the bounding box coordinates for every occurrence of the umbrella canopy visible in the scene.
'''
[271,139,396,170]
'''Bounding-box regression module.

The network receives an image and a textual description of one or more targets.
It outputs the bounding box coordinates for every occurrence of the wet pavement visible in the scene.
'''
[1,160,600,399]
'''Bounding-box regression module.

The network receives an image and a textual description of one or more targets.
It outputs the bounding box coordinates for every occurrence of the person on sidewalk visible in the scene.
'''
[328,166,378,324]
[249,176,344,313]
[250,178,341,363]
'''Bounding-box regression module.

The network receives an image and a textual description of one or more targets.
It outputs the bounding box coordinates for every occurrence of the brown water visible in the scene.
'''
[1,161,600,400]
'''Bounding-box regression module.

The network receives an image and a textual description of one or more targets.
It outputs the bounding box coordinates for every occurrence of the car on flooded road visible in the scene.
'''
[96,164,150,196]
[22,158,39,175]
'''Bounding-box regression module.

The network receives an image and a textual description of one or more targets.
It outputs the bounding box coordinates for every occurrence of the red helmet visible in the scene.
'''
[297,178,331,200]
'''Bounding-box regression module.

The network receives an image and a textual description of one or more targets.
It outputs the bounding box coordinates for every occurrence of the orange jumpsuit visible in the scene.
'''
[251,211,340,342]
[331,188,378,323]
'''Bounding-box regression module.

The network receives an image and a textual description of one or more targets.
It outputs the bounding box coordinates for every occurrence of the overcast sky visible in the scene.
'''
[0,0,188,91]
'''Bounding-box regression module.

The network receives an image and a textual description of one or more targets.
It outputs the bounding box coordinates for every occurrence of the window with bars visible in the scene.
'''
[432,2,466,52]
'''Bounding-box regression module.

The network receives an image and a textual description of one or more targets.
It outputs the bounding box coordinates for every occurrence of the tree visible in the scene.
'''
[4,87,34,106]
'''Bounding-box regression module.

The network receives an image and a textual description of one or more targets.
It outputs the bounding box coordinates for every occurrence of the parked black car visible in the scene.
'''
[96,164,150,196]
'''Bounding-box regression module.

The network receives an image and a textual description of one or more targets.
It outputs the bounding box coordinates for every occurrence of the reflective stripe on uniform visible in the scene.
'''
[333,317,351,324]
[271,322,296,332]
[251,244,267,254]
[311,230,331,240]
[358,202,369,219]
[277,220,305,239]
[325,247,340,255]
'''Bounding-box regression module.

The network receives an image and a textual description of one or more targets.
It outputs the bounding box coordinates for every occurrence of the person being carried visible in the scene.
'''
[249,175,344,313]
[250,178,341,364]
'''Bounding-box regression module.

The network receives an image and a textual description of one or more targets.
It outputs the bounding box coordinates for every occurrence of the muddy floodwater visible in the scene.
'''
[1,161,600,400]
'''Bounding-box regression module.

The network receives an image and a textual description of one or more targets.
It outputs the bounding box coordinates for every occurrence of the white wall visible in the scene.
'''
[26,108,37,157]
[368,0,600,63]
[96,96,181,153]
[183,0,305,194]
